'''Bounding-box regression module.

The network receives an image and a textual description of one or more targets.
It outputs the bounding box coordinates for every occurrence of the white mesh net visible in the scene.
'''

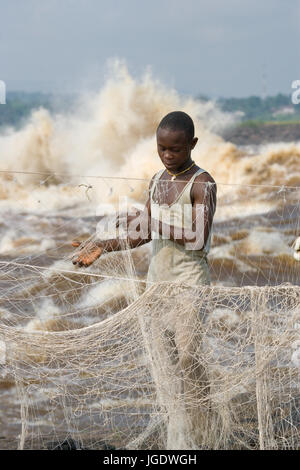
[0,173,300,450]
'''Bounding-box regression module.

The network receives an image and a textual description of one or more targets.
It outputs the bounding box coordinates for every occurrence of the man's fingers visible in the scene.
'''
[72,246,103,268]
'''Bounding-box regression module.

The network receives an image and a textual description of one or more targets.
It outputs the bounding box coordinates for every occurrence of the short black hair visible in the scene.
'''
[157,111,195,141]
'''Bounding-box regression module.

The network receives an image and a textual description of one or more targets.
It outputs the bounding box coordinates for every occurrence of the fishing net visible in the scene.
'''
[0,173,300,450]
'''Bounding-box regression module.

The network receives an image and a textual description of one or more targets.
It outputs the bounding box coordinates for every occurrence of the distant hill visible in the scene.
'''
[0,92,75,129]
[216,93,300,123]
[215,94,300,144]
[1,91,300,130]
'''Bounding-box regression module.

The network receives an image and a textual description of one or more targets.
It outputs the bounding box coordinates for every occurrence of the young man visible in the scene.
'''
[72,111,216,285]
[72,111,217,448]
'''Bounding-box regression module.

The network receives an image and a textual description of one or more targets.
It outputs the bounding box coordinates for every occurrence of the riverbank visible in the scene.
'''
[222,122,300,145]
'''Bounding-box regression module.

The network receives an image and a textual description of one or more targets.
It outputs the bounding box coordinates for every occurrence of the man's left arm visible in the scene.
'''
[189,173,216,250]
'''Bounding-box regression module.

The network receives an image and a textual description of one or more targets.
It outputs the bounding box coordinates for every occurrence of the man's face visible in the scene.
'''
[156,128,197,172]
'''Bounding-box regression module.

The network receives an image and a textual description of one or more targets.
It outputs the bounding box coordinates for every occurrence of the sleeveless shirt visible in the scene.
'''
[146,168,212,286]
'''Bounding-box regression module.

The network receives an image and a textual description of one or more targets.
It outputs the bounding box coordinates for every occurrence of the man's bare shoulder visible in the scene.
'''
[194,169,216,186]
[190,169,216,208]
[192,169,216,195]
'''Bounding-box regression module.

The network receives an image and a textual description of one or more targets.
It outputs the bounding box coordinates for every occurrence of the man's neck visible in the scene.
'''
[166,158,194,175]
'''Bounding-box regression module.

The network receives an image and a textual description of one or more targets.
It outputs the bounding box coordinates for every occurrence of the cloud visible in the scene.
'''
[1,0,299,96]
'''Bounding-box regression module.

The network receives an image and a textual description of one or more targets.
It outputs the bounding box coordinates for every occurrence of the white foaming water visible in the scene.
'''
[0,63,227,210]
[0,63,299,299]
[291,340,300,369]
[24,298,62,332]
[238,229,291,256]
[0,232,56,255]
[0,61,300,216]
[77,279,134,309]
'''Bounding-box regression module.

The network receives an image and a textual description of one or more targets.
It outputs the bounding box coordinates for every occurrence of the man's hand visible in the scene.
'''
[71,240,103,267]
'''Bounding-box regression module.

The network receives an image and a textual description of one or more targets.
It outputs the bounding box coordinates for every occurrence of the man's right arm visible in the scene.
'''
[72,177,154,267]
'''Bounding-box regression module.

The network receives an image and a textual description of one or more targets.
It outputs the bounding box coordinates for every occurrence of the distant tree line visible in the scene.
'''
[0,92,74,129]
[216,93,300,122]
[1,92,300,130]
[0,92,51,128]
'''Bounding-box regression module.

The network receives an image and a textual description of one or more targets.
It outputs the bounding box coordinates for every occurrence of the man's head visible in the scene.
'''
[156,111,198,172]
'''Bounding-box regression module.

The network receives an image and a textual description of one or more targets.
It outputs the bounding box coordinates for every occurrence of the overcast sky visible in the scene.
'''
[0,0,299,97]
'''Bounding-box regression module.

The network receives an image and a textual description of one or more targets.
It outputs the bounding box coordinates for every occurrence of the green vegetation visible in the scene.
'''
[1,91,300,130]
[0,92,52,128]
[0,92,75,129]
[216,93,300,123]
